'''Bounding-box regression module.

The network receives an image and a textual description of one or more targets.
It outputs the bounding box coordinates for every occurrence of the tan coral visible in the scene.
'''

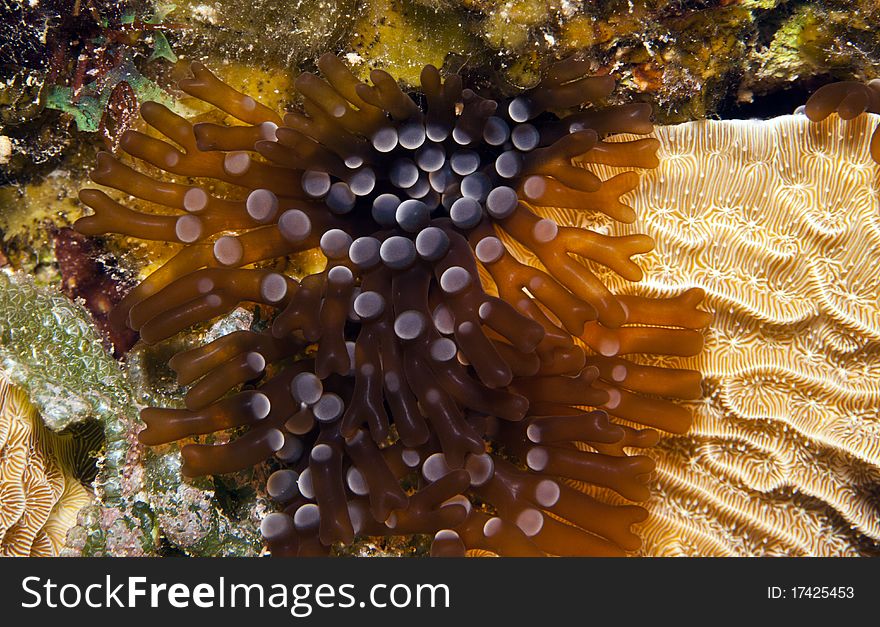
[0,375,93,557]
[562,112,880,556]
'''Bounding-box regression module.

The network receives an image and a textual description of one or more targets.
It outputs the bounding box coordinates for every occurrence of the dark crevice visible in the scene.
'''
[717,81,820,120]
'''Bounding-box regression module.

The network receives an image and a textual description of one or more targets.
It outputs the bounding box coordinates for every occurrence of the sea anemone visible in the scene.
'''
[75,54,709,556]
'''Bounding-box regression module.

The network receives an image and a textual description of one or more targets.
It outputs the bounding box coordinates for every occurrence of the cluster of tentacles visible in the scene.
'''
[804,78,880,163]
[75,54,711,557]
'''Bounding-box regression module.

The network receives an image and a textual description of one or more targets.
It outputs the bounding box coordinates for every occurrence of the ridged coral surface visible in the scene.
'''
[0,376,92,556]
[578,112,880,556]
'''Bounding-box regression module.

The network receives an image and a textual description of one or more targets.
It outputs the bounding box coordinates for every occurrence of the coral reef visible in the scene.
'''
[0,375,93,556]
[745,1,880,105]
[60,307,271,557]
[582,111,880,556]
[0,269,266,556]
[75,54,708,556]
[6,0,880,196]
[3,0,879,560]
[346,0,476,85]
[174,0,358,68]
[0,0,184,184]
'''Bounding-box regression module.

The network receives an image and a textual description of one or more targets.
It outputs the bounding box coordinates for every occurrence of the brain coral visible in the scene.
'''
[583,111,880,556]
[74,54,710,556]
[0,375,92,556]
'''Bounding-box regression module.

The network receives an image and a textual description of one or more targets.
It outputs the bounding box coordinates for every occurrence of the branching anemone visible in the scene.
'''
[75,54,710,557]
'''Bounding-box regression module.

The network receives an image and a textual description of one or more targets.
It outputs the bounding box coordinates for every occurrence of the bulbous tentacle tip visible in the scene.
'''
[430,529,467,557]
[804,79,880,130]
[137,100,163,118]
[117,128,138,151]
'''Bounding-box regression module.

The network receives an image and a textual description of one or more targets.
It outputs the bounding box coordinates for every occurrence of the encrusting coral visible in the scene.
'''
[0,271,133,432]
[0,375,92,556]
[585,111,880,556]
[75,53,710,557]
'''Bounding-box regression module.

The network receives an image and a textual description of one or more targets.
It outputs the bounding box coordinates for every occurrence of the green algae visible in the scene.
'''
[746,1,880,102]
[44,57,190,133]
[174,0,357,67]
[149,31,179,63]
[350,0,478,85]
[480,0,552,52]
